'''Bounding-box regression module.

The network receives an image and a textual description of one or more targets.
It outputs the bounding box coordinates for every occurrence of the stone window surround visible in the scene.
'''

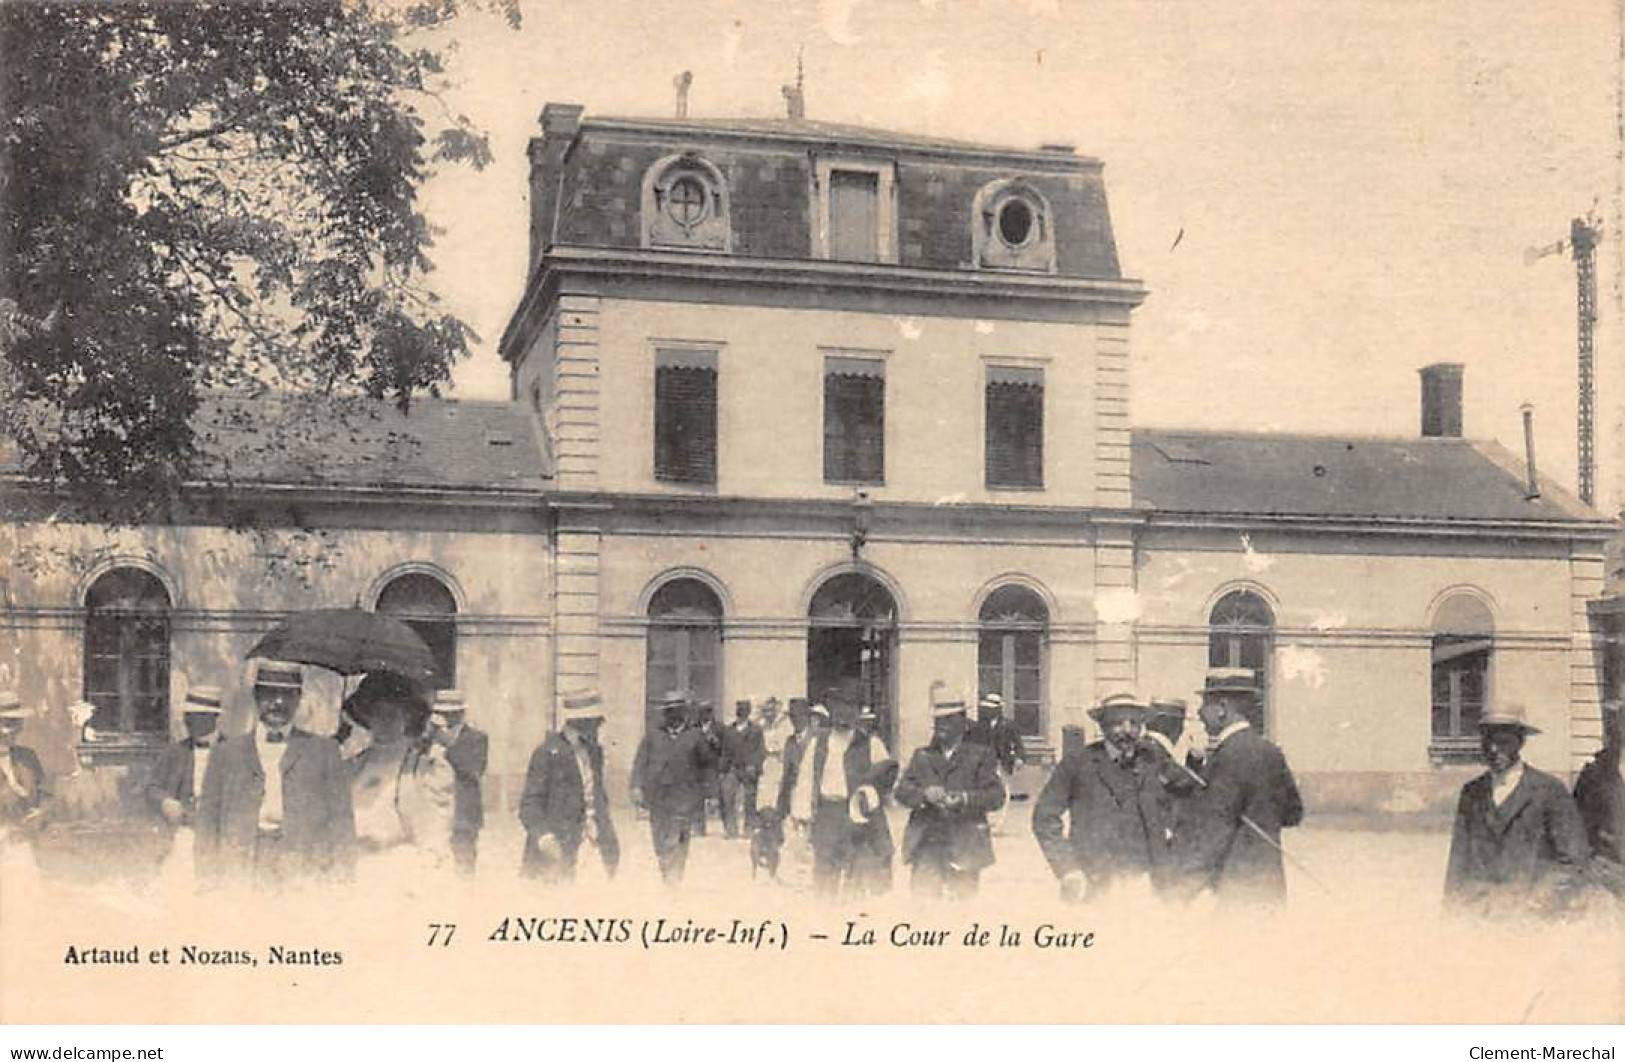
[810,155,898,264]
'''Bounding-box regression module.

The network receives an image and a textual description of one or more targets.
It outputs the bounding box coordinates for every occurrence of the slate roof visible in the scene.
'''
[189,394,548,493]
[1132,429,1604,524]
[588,115,1090,162]
[0,393,548,494]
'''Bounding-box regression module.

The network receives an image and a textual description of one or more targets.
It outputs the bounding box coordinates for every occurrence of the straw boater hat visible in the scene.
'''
[978,692,1004,714]
[431,688,467,716]
[1088,690,1151,723]
[182,686,224,715]
[931,689,969,719]
[1477,703,1541,735]
[658,690,688,712]
[0,690,27,722]
[253,661,303,691]
[1149,697,1187,718]
[1198,667,1256,698]
[560,689,605,722]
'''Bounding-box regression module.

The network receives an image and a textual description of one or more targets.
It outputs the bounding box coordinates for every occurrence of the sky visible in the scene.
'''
[416,0,1624,513]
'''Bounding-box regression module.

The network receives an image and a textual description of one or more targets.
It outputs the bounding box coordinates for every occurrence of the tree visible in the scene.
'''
[0,0,518,520]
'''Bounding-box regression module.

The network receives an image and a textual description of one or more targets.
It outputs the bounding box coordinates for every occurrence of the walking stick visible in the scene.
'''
[1170,754,1334,896]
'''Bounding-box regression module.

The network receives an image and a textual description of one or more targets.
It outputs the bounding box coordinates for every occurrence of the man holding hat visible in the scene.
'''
[0,691,46,836]
[1444,703,1591,916]
[520,689,620,883]
[788,684,899,898]
[1032,691,1174,902]
[896,690,1004,899]
[424,688,487,874]
[632,690,718,884]
[195,661,355,887]
[145,684,224,836]
[1176,667,1303,908]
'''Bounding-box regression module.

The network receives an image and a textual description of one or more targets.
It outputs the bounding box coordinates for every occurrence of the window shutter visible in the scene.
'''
[985,367,1043,488]
[655,361,717,484]
[824,357,884,483]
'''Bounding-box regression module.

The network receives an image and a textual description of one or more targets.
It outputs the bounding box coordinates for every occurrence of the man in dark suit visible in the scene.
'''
[0,692,46,837]
[1445,703,1592,917]
[145,685,224,839]
[1032,691,1175,903]
[719,699,765,839]
[1573,703,1623,888]
[896,692,1003,899]
[426,688,487,875]
[195,662,355,888]
[786,686,898,898]
[967,693,1025,775]
[632,690,718,885]
[520,689,619,883]
[1177,668,1303,908]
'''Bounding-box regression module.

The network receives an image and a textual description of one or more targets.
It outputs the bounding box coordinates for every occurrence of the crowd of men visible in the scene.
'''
[0,662,1622,916]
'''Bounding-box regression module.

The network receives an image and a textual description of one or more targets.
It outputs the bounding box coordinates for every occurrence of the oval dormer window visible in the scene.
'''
[642,154,731,252]
[998,198,1035,248]
[973,179,1055,272]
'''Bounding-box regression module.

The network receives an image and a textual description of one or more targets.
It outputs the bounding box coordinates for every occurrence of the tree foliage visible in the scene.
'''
[0,0,517,519]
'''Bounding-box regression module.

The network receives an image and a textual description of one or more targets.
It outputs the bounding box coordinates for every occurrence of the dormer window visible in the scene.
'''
[812,157,897,264]
[642,153,731,252]
[972,180,1056,272]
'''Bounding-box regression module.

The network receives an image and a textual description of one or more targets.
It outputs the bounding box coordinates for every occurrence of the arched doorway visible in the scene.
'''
[807,571,897,748]
[977,584,1049,738]
[645,577,724,731]
[374,571,458,689]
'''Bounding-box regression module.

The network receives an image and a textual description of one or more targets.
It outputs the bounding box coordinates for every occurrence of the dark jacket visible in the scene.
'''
[144,739,209,824]
[0,744,45,827]
[1572,747,1624,867]
[631,725,718,817]
[442,725,488,835]
[195,729,356,883]
[1032,740,1174,890]
[519,731,618,868]
[1445,764,1591,915]
[895,738,1004,873]
[967,716,1024,773]
[720,720,766,778]
[1177,725,1303,904]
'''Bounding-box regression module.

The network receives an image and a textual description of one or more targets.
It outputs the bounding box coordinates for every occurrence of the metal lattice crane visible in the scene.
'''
[1526,211,1603,506]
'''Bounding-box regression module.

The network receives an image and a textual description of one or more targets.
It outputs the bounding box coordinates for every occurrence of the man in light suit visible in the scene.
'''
[426,689,488,874]
[1176,668,1303,908]
[787,686,897,898]
[195,662,355,888]
[520,689,620,883]
[895,691,1004,899]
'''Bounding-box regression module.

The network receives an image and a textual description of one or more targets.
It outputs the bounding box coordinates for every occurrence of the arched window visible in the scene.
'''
[1431,593,1494,762]
[641,154,731,252]
[1208,590,1274,732]
[977,585,1048,737]
[646,578,724,729]
[375,572,458,689]
[807,571,898,748]
[83,568,171,741]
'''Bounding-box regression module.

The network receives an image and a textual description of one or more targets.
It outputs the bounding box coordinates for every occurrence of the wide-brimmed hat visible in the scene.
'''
[1198,667,1256,698]
[0,689,27,722]
[183,686,225,715]
[561,688,604,722]
[253,661,304,691]
[931,691,969,719]
[1478,704,1541,735]
[1088,690,1151,723]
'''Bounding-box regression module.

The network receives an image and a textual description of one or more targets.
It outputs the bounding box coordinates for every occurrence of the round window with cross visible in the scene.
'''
[664,173,711,232]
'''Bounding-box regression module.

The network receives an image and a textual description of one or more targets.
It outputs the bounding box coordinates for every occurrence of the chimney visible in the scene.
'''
[527,102,584,275]
[1418,362,1464,438]
[1520,403,1541,500]
[673,71,692,118]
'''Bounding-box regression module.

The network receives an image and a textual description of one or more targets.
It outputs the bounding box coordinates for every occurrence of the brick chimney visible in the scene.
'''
[1418,362,1464,438]
[528,103,584,276]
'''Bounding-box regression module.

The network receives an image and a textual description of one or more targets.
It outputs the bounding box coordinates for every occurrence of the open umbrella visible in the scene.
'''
[246,608,439,687]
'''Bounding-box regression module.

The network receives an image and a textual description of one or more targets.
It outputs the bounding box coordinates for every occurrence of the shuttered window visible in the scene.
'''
[823,356,884,484]
[828,171,879,262]
[985,366,1044,489]
[654,350,717,485]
